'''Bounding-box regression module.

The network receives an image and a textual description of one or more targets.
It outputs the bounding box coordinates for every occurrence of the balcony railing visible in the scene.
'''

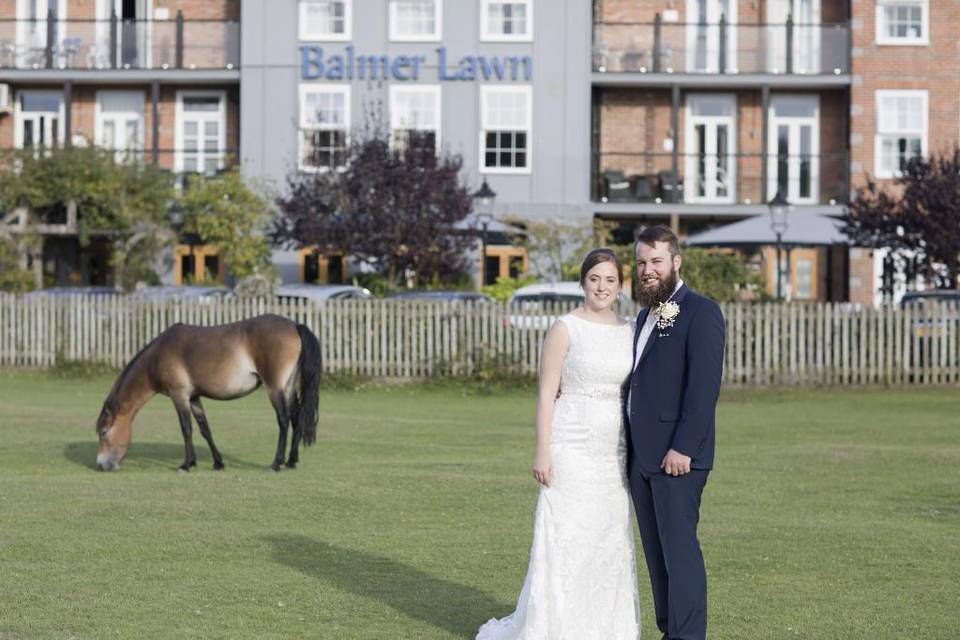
[594,17,850,75]
[0,12,239,71]
[594,152,849,206]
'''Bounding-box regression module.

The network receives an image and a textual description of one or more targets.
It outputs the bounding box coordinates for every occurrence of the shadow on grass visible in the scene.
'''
[263,534,510,638]
[63,441,265,471]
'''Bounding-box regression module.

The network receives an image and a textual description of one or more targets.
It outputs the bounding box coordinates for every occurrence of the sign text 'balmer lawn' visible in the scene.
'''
[301,46,533,82]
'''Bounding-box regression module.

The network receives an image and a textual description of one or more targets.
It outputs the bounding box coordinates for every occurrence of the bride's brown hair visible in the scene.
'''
[579,248,623,286]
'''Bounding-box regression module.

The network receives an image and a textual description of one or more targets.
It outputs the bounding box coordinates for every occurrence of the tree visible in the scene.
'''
[516,219,595,282]
[0,147,176,290]
[180,170,276,284]
[0,236,34,292]
[272,130,474,289]
[845,150,960,291]
[680,248,766,303]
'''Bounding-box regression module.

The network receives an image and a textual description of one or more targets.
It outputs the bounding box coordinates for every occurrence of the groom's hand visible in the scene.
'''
[661,449,692,476]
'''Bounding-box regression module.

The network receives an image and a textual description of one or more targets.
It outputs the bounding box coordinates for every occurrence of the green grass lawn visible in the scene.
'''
[0,371,958,640]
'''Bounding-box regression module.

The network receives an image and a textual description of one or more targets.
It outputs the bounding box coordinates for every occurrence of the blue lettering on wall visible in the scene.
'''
[300,45,531,82]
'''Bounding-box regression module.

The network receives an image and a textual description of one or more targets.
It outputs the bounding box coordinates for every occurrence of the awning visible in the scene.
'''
[685,212,848,247]
[455,214,527,236]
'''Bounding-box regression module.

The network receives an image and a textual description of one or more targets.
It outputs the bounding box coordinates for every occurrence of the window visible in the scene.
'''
[480,85,532,174]
[389,85,441,156]
[300,0,351,41]
[795,255,814,299]
[95,91,144,162]
[299,84,350,171]
[15,90,64,149]
[389,0,441,41]
[481,0,533,42]
[876,1,928,45]
[175,92,226,176]
[875,90,927,178]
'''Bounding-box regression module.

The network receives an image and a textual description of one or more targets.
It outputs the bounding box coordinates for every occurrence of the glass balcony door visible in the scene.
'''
[176,91,225,176]
[16,91,64,150]
[685,94,736,203]
[767,95,819,204]
[95,0,153,69]
[15,0,67,67]
[96,91,145,162]
[685,0,737,73]
[767,0,821,74]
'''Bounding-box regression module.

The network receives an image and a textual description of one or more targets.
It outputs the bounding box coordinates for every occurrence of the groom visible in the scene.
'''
[625,226,725,640]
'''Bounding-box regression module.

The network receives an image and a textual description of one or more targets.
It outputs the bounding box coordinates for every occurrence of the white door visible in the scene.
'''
[767,0,821,74]
[15,90,64,149]
[96,91,145,161]
[95,0,152,68]
[176,92,225,175]
[685,94,736,203]
[686,0,737,73]
[767,95,819,204]
[16,0,66,67]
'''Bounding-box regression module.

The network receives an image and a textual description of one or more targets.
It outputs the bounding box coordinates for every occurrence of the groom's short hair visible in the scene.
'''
[636,225,680,258]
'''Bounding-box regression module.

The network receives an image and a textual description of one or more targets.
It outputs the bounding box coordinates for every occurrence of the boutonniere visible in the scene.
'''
[655,301,680,331]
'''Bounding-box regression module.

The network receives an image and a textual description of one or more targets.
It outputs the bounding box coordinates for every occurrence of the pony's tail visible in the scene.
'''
[295,324,322,446]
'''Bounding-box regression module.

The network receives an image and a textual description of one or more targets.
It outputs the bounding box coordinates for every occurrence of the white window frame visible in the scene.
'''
[94,90,145,161]
[875,0,928,46]
[684,93,737,204]
[299,0,352,42]
[174,90,227,175]
[14,89,65,149]
[479,84,533,175]
[874,89,927,179]
[389,0,442,42]
[389,84,442,154]
[766,94,820,205]
[480,0,533,43]
[298,84,351,173]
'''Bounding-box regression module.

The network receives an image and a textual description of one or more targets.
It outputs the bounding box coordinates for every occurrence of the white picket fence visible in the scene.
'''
[1,293,958,386]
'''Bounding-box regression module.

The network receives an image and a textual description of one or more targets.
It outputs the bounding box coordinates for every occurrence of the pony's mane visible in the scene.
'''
[103,334,158,413]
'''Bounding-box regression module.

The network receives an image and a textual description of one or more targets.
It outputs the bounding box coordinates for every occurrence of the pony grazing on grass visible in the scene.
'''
[95,314,321,472]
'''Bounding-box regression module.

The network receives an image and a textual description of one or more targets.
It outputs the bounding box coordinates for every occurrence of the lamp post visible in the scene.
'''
[768,189,791,301]
[472,179,496,287]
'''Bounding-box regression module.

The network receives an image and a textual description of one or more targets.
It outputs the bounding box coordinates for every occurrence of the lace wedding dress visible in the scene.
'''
[477,313,641,640]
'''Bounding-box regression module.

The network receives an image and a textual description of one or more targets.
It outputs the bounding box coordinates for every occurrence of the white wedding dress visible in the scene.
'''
[477,313,641,640]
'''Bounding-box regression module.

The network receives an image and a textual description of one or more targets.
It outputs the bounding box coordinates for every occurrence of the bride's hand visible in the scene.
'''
[532,450,553,487]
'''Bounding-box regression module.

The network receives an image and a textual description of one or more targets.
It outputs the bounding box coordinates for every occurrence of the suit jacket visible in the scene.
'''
[625,284,725,475]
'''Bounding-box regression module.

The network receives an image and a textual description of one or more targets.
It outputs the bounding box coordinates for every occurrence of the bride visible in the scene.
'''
[477,248,641,639]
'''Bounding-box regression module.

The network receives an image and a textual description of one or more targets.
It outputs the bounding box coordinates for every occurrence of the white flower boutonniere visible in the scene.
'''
[655,300,680,331]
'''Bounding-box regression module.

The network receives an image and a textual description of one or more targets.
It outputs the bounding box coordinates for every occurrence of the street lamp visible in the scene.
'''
[472,179,497,287]
[768,189,791,301]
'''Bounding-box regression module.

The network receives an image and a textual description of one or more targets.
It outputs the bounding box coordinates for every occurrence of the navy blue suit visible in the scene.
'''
[625,284,724,640]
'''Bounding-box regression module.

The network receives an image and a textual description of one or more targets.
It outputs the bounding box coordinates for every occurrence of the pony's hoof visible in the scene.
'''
[285,462,297,470]
[213,462,225,471]
[177,467,190,474]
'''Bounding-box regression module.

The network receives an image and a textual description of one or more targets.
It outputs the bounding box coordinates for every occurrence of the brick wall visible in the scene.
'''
[850,0,960,190]
[848,247,875,306]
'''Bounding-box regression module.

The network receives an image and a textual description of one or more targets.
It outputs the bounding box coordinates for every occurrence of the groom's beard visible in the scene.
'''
[636,268,679,309]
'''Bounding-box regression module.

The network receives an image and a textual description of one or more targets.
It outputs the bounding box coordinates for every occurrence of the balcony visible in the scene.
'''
[0,13,239,72]
[593,151,849,208]
[593,18,850,80]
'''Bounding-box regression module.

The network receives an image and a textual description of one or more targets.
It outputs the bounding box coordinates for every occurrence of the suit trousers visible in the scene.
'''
[629,468,709,640]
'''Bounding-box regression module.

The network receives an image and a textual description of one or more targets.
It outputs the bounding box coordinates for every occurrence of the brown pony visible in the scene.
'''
[95,314,321,472]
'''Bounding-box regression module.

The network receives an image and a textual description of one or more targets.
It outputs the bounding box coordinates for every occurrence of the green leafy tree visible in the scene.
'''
[680,247,765,303]
[180,171,276,284]
[481,275,538,302]
[0,147,175,290]
[0,236,34,292]
[516,219,595,282]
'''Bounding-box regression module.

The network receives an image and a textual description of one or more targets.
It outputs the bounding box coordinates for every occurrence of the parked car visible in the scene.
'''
[900,290,960,340]
[506,282,630,330]
[24,286,120,298]
[387,290,493,303]
[275,284,373,304]
[131,285,232,303]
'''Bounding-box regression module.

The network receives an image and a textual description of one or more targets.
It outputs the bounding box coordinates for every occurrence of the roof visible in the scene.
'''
[685,212,848,247]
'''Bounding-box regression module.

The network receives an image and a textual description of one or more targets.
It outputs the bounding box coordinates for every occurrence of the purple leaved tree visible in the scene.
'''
[272,127,475,289]
[845,150,960,294]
